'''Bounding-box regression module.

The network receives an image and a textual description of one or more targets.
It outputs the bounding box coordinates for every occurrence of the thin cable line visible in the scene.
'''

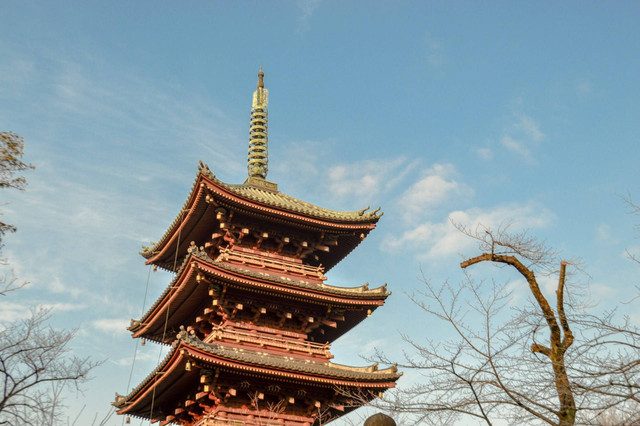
[120,263,153,426]
[149,209,187,423]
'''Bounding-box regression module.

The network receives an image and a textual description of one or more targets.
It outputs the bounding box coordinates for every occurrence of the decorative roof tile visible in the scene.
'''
[215,175,383,223]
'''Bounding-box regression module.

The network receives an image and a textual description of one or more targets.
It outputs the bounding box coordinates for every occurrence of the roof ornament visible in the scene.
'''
[248,66,269,179]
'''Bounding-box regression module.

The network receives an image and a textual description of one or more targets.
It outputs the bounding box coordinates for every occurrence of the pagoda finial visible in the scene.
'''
[258,65,264,88]
[248,67,269,179]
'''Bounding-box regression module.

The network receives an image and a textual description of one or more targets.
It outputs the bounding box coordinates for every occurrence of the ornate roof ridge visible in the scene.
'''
[199,163,383,222]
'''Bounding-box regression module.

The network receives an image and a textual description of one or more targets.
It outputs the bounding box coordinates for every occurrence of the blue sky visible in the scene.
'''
[1,1,639,424]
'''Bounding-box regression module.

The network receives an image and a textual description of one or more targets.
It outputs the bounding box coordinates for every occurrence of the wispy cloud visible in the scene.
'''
[398,163,472,222]
[425,37,445,67]
[596,223,618,245]
[39,302,86,312]
[326,157,417,205]
[93,318,131,334]
[0,301,33,321]
[112,346,169,368]
[576,78,593,94]
[387,202,555,260]
[0,301,84,321]
[512,114,545,142]
[0,49,244,328]
[475,147,493,161]
[296,0,321,32]
[499,113,545,163]
[0,57,36,99]
[501,134,532,160]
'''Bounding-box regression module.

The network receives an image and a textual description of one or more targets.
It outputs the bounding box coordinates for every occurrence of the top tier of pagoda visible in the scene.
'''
[140,69,383,275]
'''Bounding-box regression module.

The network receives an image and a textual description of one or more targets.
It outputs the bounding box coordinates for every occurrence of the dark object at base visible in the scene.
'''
[364,413,396,426]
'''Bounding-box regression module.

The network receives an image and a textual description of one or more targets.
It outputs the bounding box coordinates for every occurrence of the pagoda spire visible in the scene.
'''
[248,66,269,179]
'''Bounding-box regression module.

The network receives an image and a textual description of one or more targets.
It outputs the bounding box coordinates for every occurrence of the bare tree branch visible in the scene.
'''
[0,308,100,425]
[370,226,639,425]
[0,132,99,425]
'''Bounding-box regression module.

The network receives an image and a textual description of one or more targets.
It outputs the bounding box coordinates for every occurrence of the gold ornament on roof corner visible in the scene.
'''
[248,66,269,179]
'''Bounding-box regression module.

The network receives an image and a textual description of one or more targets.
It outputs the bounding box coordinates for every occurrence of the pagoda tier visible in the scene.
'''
[129,243,390,346]
[115,330,401,426]
[141,163,382,273]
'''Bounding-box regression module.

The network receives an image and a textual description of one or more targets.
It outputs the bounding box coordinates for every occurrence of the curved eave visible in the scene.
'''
[184,338,401,385]
[208,174,381,228]
[143,167,381,271]
[115,335,400,417]
[130,253,390,343]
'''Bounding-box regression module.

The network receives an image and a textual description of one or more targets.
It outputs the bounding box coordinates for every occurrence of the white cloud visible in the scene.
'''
[0,51,238,326]
[296,0,321,32]
[496,113,545,163]
[475,147,493,161]
[387,202,555,260]
[398,163,473,222]
[588,282,619,299]
[39,302,86,312]
[501,134,532,160]
[426,37,445,66]
[0,301,83,321]
[112,345,169,367]
[512,114,545,142]
[0,301,33,321]
[505,278,529,306]
[596,223,619,245]
[93,318,130,334]
[326,156,416,204]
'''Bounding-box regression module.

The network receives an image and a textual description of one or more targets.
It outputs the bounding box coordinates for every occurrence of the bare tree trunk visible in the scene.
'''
[462,255,576,425]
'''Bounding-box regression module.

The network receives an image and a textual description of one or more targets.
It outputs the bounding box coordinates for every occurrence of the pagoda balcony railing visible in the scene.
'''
[207,327,331,358]
[194,407,314,426]
[195,418,285,426]
[217,247,327,281]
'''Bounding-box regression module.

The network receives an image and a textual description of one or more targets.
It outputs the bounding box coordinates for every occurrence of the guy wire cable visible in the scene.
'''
[149,208,187,422]
[120,264,153,426]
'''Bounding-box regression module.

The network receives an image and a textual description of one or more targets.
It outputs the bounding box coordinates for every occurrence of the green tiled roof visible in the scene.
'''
[201,164,383,222]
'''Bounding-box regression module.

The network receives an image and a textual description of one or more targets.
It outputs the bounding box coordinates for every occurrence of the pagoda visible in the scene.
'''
[114,69,400,425]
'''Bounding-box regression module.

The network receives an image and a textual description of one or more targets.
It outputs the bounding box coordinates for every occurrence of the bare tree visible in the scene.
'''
[0,309,97,426]
[248,391,287,425]
[372,224,640,426]
[0,132,98,425]
[0,131,34,244]
[0,131,33,296]
[624,195,640,268]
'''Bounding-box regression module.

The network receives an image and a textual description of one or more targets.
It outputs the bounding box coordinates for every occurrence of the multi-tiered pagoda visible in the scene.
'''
[114,69,400,425]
